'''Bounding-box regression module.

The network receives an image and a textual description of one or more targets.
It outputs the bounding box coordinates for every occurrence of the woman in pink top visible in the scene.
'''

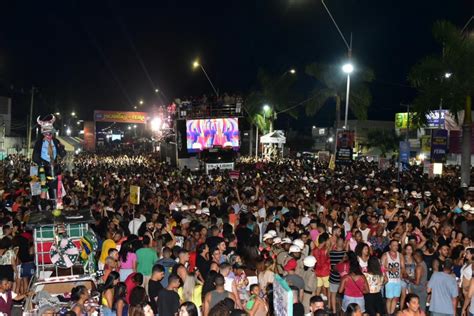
[119,242,137,281]
[339,252,369,313]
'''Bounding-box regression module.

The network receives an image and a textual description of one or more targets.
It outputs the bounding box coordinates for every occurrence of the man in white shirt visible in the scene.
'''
[128,211,146,235]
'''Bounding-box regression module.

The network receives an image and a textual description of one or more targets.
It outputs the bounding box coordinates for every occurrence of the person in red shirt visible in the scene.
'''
[124,272,143,304]
[313,232,331,299]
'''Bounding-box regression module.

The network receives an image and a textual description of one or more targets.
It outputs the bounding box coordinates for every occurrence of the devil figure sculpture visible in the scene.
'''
[32,115,67,207]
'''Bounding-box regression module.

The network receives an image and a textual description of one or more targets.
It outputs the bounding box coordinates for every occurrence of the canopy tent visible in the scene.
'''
[260,130,286,159]
[260,130,286,144]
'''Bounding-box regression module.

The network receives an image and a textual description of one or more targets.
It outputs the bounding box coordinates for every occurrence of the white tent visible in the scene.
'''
[260,130,286,159]
[260,130,286,144]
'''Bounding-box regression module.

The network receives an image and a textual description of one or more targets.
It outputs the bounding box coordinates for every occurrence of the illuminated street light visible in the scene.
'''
[192,58,219,97]
[444,72,452,78]
[55,112,60,116]
[342,63,354,74]
[289,68,296,74]
[139,100,144,105]
[134,106,137,110]
[155,89,159,93]
[133,124,137,129]
[71,111,76,117]
[263,104,270,112]
[328,137,334,143]
[76,121,80,125]
[151,117,162,132]
[66,128,71,136]
[128,126,132,130]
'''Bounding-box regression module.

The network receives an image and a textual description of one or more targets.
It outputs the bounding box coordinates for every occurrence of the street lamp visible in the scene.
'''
[66,127,71,136]
[192,59,219,97]
[55,112,60,116]
[155,89,159,93]
[444,72,452,79]
[289,68,296,74]
[71,112,76,117]
[342,62,354,129]
[139,100,144,105]
[263,104,270,112]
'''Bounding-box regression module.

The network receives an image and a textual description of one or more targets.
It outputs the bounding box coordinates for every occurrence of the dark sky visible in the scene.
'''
[0,0,472,128]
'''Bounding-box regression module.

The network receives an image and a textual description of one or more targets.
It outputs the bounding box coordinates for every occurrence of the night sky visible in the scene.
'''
[0,0,472,129]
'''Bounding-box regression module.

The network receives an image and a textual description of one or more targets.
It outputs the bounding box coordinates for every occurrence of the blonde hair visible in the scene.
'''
[182,273,197,302]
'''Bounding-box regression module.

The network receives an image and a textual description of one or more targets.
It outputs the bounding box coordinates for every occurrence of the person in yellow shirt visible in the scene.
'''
[178,272,203,310]
[99,230,122,270]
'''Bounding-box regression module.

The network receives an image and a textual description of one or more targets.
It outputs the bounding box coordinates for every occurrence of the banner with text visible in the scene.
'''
[336,130,354,164]
[94,110,147,124]
[431,129,448,163]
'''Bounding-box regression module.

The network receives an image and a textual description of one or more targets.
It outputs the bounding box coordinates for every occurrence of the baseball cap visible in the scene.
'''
[289,245,301,254]
[293,239,304,251]
[273,237,282,245]
[281,238,292,244]
[263,233,274,241]
[303,256,317,268]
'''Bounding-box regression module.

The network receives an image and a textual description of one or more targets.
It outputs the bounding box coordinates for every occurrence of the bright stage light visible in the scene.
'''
[151,117,163,132]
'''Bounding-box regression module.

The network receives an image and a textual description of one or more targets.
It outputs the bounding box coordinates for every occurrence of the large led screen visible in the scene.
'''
[186,118,239,152]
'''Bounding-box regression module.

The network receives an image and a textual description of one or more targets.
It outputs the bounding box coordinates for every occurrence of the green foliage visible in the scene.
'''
[245,69,296,132]
[408,20,474,125]
[305,63,374,120]
[363,129,403,157]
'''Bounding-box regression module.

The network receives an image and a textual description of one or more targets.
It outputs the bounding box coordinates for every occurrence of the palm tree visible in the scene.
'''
[245,68,296,134]
[305,63,374,127]
[363,129,402,157]
[408,20,474,185]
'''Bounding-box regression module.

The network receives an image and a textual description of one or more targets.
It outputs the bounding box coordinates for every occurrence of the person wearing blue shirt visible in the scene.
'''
[427,258,458,316]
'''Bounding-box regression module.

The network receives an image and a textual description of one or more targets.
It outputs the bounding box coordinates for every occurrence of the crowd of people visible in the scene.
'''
[0,152,473,316]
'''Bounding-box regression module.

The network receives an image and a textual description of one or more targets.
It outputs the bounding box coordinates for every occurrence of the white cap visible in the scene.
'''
[282,238,292,244]
[353,185,359,189]
[289,245,301,253]
[393,188,400,193]
[375,187,381,192]
[424,191,431,197]
[361,186,367,191]
[383,190,389,195]
[263,233,274,241]
[273,237,282,244]
[201,207,210,216]
[303,255,317,268]
[345,186,350,190]
[181,218,191,225]
[293,239,305,250]
[302,176,308,181]
[411,191,417,197]
[181,205,189,211]
[469,187,474,192]
[189,205,196,210]
[326,190,332,195]
[267,230,277,238]
[463,204,471,211]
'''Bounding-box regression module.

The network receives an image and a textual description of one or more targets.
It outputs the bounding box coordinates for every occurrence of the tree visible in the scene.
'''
[245,68,296,134]
[363,129,402,157]
[408,20,474,185]
[305,63,374,127]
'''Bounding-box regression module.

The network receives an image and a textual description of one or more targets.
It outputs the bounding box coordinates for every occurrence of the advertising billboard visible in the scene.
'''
[335,130,354,164]
[94,110,147,124]
[186,118,239,153]
[395,110,448,129]
[430,129,448,163]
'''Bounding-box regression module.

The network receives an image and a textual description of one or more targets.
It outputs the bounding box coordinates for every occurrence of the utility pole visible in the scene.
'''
[27,86,35,158]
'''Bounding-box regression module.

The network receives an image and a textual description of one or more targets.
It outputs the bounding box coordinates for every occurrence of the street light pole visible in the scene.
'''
[321,0,353,129]
[193,61,219,97]
[26,86,35,158]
